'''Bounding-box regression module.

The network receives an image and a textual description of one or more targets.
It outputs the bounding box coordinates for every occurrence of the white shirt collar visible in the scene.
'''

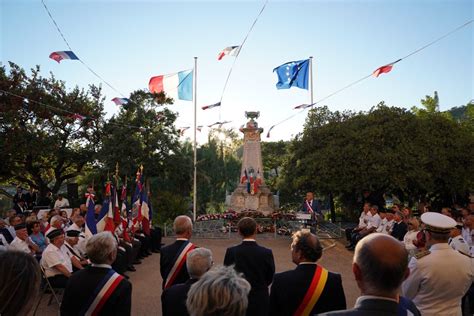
[243,238,256,242]
[356,295,398,304]
[299,262,317,265]
[176,238,189,241]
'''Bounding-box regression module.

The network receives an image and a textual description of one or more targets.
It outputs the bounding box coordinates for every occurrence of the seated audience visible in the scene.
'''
[162,248,213,316]
[186,265,251,316]
[54,194,70,209]
[28,220,48,253]
[61,232,132,316]
[0,218,15,244]
[403,218,420,256]
[41,229,72,288]
[345,203,371,248]
[64,230,88,271]
[0,251,41,316]
[9,223,39,255]
[390,211,407,241]
[270,229,346,315]
[318,233,420,315]
[347,205,381,250]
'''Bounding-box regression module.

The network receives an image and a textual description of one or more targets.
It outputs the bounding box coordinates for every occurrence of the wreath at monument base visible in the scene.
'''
[196,209,298,235]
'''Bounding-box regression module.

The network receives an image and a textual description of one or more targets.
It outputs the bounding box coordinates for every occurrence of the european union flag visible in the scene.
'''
[273,59,310,90]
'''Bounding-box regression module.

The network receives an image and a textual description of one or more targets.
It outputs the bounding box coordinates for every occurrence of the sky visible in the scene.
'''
[1,0,473,143]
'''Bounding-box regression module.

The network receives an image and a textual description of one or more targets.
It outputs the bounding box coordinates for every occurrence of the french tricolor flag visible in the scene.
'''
[217,46,240,60]
[49,51,79,63]
[111,97,131,105]
[149,70,193,101]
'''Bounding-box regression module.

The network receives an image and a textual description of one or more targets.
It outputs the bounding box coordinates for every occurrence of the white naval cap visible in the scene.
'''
[421,212,456,233]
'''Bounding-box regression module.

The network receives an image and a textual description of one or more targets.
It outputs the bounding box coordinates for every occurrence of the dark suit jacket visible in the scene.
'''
[316,296,420,316]
[224,240,275,316]
[269,264,346,315]
[160,240,193,289]
[60,266,132,316]
[391,221,408,241]
[0,228,14,244]
[161,278,198,316]
[302,199,322,215]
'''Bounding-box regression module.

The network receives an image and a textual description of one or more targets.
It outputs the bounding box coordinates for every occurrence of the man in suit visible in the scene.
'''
[160,215,196,289]
[162,247,213,316]
[318,233,420,316]
[270,229,346,315]
[390,211,407,241]
[302,192,323,216]
[61,231,132,316]
[224,217,275,316]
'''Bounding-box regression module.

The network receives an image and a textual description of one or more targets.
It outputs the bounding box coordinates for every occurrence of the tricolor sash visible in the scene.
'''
[164,241,196,289]
[293,265,329,316]
[81,269,124,316]
[305,200,315,214]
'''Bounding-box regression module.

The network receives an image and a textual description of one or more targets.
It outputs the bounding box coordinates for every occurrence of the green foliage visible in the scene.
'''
[280,103,474,212]
[195,129,241,214]
[261,140,290,191]
[0,62,105,196]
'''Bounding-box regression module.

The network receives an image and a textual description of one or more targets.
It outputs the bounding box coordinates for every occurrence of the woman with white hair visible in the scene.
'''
[60,232,132,316]
[186,265,251,316]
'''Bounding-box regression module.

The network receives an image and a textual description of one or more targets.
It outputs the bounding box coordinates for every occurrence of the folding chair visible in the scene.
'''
[32,265,63,315]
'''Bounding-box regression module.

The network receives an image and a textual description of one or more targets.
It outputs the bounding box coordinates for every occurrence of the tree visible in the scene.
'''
[280,103,474,215]
[261,140,290,191]
[0,62,105,197]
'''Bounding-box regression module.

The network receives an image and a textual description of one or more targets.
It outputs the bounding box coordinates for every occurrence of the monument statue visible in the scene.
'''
[228,111,275,214]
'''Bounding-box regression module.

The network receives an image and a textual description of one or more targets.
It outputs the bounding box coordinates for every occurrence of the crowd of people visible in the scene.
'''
[1,188,474,316]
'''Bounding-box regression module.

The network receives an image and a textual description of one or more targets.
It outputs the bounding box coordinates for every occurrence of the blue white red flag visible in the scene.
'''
[111,97,131,105]
[140,188,151,235]
[85,193,96,237]
[149,70,193,101]
[49,51,79,63]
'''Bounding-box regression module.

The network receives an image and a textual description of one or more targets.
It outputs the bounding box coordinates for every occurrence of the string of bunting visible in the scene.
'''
[41,0,127,100]
[265,19,474,138]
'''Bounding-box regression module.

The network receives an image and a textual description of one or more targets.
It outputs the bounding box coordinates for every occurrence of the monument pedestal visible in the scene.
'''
[227,112,276,215]
[229,184,274,214]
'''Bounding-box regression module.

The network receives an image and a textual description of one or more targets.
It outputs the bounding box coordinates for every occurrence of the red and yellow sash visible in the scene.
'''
[293,265,329,316]
[164,241,196,289]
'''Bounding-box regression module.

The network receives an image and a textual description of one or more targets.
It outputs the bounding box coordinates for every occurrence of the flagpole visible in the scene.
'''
[309,56,314,105]
[193,57,198,222]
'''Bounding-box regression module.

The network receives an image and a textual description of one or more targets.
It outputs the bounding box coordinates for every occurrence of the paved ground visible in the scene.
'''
[33,235,358,316]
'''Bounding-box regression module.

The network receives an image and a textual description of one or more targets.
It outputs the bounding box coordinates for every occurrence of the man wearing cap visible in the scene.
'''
[64,230,88,271]
[9,223,39,255]
[41,228,73,288]
[402,212,474,316]
[448,222,471,257]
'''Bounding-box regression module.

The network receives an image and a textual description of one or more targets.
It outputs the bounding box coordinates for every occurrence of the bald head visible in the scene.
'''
[173,215,193,237]
[353,233,409,297]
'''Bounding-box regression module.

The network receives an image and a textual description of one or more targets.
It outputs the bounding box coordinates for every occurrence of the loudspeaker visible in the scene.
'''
[67,183,79,199]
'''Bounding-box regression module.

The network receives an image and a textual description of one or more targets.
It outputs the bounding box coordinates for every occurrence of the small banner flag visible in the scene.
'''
[372,59,402,77]
[202,102,221,110]
[149,70,193,101]
[266,125,275,138]
[208,121,231,128]
[294,104,311,110]
[197,125,203,132]
[49,51,79,63]
[179,127,190,136]
[273,59,310,90]
[217,46,240,60]
[111,97,130,105]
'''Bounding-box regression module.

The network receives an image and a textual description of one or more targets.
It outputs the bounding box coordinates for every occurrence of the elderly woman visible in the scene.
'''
[403,217,420,256]
[61,232,132,316]
[186,265,251,316]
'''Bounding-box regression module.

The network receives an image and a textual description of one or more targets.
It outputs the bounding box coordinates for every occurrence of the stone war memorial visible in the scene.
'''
[227,111,276,214]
